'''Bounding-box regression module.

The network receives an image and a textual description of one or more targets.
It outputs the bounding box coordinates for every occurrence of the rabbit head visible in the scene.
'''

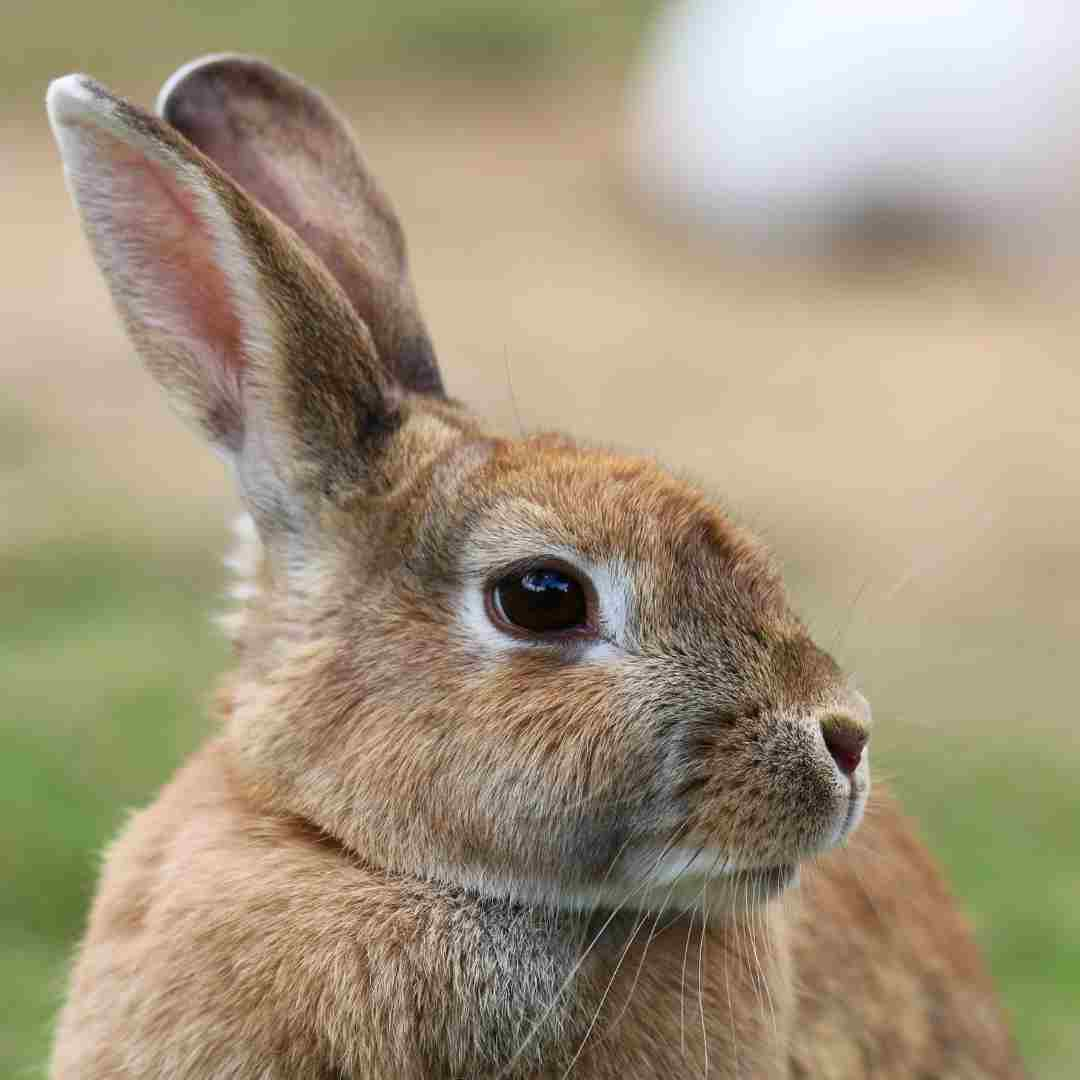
[48,56,870,916]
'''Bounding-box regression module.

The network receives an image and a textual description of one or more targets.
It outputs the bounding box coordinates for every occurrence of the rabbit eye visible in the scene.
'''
[490,566,589,635]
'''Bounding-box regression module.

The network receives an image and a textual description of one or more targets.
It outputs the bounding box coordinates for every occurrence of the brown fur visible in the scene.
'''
[47,58,1025,1078]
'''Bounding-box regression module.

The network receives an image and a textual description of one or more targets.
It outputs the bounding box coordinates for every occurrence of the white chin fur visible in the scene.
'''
[556,845,773,915]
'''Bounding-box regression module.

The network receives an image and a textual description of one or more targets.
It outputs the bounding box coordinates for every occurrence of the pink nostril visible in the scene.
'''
[821,715,867,777]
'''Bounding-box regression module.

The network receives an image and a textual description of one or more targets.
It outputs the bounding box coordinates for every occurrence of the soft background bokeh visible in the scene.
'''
[2,2,1077,1075]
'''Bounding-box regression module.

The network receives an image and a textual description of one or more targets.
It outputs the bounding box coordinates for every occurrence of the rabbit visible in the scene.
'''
[627,0,1080,260]
[46,56,1026,1078]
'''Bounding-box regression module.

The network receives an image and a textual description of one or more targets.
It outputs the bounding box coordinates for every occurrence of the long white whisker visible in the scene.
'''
[607,842,705,1035]
[660,837,719,1061]
[753,875,778,1045]
[742,870,777,1049]
[678,838,735,1068]
[741,873,764,1042]
[680,904,694,1058]
[497,824,690,1078]
[560,826,709,1078]
[559,906,653,1079]
[698,874,710,1077]
[723,916,739,1078]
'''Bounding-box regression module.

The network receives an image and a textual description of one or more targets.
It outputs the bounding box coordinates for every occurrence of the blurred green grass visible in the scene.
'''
[875,735,1080,1074]
[0,542,226,1076]
[2,0,661,108]
[2,538,1075,1075]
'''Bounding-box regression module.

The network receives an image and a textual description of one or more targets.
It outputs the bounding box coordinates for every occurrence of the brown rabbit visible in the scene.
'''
[46,56,1025,1079]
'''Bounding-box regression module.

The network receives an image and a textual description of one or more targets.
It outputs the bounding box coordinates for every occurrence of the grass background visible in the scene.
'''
[2,1,1078,1075]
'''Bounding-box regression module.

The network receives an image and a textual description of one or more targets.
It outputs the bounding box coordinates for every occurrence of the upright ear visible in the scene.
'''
[156,54,444,398]
[47,74,403,528]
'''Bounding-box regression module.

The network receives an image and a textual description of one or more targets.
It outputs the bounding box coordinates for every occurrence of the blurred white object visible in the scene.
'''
[628,1,1080,257]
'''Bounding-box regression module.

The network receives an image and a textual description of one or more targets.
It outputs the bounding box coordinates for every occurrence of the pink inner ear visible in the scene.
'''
[76,121,248,446]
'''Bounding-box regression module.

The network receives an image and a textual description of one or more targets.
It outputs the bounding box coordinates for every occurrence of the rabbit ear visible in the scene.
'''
[156,54,444,398]
[47,74,402,528]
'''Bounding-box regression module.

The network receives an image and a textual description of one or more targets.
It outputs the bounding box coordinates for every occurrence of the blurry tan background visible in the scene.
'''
[2,2,1077,1075]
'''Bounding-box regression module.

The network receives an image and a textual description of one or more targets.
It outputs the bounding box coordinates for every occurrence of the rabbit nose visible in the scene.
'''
[820,712,869,777]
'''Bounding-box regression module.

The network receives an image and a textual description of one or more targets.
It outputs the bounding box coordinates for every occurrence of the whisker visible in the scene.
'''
[684,839,737,1069]
[559,906,653,1079]
[560,826,712,1077]
[697,875,710,1077]
[723,914,739,1078]
[752,875,778,1045]
[680,903,695,1058]
[607,842,706,1035]
[737,869,767,1046]
[832,573,874,655]
[497,823,689,1078]
[503,346,525,437]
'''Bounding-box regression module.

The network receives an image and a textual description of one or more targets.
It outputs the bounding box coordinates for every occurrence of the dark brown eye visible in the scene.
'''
[491,567,589,635]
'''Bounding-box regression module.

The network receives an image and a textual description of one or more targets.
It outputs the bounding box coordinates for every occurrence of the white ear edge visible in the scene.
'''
[46,71,278,461]
[48,73,107,124]
[47,74,132,157]
[47,73,191,203]
[154,53,248,117]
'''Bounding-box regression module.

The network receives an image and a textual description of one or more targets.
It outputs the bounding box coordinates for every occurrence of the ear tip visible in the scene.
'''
[46,74,110,128]
[155,53,266,119]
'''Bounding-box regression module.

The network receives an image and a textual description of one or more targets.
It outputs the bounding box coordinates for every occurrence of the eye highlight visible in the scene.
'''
[489,565,590,636]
